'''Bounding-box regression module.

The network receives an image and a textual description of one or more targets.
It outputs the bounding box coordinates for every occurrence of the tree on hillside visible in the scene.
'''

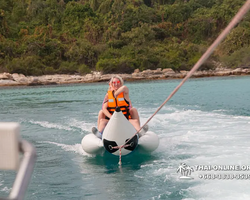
[0,0,249,75]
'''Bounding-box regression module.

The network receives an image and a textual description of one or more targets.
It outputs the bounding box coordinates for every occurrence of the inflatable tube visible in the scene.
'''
[102,107,138,156]
[81,107,159,156]
[138,131,159,153]
[81,133,104,154]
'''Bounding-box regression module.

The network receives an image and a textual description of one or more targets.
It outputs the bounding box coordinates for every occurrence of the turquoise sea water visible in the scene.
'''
[1,75,250,200]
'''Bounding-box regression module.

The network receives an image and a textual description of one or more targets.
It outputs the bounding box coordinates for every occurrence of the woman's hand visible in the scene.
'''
[109,83,115,92]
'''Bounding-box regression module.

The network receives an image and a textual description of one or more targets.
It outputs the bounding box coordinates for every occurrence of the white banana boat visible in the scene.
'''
[81,107,159,156]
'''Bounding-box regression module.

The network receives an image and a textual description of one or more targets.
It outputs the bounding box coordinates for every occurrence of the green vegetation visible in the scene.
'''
[0,0,249,75]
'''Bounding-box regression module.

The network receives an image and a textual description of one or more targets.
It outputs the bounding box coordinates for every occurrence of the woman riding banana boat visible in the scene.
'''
[81,75,159,156]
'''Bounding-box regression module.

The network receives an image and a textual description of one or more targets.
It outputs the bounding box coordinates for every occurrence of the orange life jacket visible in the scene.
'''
[107,90,131,119]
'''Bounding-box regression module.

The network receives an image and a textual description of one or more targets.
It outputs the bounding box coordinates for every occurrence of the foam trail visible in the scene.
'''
[153,107,250,200]
[42,141,93,157]
[0,187,11,193]
[66,118,94,133]
[29,120,73,131]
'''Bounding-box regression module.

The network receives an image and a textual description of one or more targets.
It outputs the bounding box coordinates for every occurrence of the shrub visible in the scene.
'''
[96,57,136,74]
[6,56,44,75]
[44,67,56,74]
[96,58,119,74]
[221,47,250,68]
[78,64,91,75]
[58,61,78,74]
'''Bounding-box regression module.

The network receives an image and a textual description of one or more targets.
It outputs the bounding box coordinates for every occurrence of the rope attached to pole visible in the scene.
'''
[118,0,250,165]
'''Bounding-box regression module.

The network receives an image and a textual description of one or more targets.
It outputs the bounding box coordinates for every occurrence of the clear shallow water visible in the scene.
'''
[0,76,250,200]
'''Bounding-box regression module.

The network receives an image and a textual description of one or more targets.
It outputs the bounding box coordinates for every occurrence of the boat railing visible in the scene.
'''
[0,123,36,200]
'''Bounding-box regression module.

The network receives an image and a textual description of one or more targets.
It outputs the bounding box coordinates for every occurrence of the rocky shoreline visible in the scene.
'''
[0,67,249,87]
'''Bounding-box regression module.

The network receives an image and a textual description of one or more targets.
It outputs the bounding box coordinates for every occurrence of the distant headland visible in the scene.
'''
[0,67,249,87]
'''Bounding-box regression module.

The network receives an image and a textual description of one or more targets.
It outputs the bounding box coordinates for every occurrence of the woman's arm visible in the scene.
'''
[102,101,112,118]
[101,94,108,109]
[113,85,133,108]
[102,94,112,118]
[113,85,129,97]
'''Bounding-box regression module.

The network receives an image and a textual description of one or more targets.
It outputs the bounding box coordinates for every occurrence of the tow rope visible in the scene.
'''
[116,0,250,165]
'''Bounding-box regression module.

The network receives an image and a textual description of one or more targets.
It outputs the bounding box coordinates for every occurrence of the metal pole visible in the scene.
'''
[9,140,36,200]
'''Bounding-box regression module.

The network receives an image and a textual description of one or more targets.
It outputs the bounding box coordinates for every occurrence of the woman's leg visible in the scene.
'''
[97,110,105,129]
[98,118,109,133]
[97,110,109,133]
[129,107,140,121]
[129,119,140,131]
[129,107,148,136]
[129,107,141,131]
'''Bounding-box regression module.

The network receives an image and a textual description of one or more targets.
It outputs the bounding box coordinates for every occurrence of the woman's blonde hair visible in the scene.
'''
[109,75,124,86]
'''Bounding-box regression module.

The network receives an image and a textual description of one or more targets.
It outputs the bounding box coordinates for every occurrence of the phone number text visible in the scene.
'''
[199,174,250,180]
